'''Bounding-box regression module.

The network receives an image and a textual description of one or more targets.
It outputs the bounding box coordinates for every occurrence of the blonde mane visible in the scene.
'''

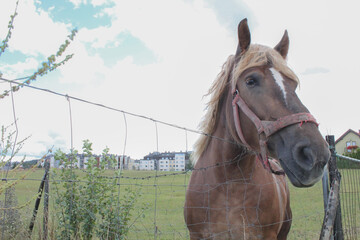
[192,44,299,164]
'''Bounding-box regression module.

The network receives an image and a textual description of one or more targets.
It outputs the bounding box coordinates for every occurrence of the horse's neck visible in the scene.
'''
[196,101,256,181]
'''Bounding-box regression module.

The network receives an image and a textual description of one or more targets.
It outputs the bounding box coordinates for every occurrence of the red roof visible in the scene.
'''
[335,129,360,144]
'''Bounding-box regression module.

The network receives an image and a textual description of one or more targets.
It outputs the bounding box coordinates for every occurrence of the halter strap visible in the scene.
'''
[232,89,319,175]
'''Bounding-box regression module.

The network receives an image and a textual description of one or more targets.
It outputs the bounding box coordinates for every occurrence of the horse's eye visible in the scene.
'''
[246,78,256,87]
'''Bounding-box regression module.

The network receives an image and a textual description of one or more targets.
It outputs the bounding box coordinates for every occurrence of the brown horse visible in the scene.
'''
[184,19,330,239]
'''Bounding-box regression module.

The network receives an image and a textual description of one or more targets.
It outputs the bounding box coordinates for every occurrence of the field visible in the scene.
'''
[1,168,358,239]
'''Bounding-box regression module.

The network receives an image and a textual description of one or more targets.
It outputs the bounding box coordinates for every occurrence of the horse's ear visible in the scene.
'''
[274,30,289,59]
[235,18,251,57]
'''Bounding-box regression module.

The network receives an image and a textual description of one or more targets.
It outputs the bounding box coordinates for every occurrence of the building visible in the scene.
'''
[49,153,133,170]
[159,158,170,171]
[128,159,140,170]
[115,155,132,170]
[335,129,360,155]
[174,153,186,171]
[141,151,190,171]
[139,159,155,170]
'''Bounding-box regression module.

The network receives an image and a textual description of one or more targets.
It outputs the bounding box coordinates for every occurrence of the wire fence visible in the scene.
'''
[1,162,335,239]
[336,154,360,240]
[0,78,359,239]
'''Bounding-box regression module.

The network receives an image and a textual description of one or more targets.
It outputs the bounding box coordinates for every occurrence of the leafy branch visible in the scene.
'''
[0,1,77,99]
[0,0,19,57]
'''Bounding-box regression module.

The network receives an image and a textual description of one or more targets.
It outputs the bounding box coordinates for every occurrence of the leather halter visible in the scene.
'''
[232,89,319,175]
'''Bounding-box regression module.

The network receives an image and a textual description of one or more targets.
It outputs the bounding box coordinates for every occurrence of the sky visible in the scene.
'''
[0,0,359,160]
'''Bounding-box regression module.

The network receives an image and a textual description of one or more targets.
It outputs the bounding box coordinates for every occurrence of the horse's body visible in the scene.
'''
[185,19,330,239]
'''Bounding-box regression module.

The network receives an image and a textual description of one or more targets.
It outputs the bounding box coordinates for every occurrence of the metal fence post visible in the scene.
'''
[43,157,50,240]
[325,135,343,240]
[322,168,330,213]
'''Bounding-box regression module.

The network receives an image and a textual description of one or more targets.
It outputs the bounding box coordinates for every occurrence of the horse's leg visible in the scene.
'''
[277,201,292,240]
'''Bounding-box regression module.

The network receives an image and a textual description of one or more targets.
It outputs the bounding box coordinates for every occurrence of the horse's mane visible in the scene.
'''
[192,44,299,163]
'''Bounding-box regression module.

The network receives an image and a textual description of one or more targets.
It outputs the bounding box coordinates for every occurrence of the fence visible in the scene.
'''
[336,154,360,239]
[321,135,360,240]
[0,79,360,239]
[3,152,358,240]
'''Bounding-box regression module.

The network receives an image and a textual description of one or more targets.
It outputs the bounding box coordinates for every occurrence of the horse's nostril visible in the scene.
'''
[295,145,316,170]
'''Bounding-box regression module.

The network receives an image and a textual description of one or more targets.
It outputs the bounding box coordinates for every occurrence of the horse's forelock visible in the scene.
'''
[231,44,299,90]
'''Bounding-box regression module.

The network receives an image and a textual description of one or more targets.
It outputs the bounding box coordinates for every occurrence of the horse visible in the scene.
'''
[184,18,330,240]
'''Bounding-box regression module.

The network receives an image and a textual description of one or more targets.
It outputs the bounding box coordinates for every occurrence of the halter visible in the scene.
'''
[232,89,319,175]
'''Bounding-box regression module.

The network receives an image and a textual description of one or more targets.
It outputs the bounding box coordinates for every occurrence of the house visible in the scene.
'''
[335,129,360,155]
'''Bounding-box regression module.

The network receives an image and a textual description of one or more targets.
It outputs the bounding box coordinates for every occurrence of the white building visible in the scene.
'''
[159,158,170,171]
[139,159,155,170]
[141,151,189,171]
[174,153,185,171]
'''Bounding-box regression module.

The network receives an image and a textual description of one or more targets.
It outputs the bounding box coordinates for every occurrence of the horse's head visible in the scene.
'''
[229,19,330,187]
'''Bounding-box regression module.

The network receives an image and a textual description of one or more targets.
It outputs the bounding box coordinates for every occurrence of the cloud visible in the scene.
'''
[301,67,330,75]
[204,0,255,31]
[5,0,71,57]
[90,0,112,7]
[67,0,85,8]
[1,57,38,79]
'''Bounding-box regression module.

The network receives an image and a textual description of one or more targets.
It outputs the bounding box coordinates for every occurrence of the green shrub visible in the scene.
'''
[52,140,143,240]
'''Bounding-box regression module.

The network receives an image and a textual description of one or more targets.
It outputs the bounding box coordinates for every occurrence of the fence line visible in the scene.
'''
[2,150,359,239]
[0,77,241,148]
[1,77,360,239]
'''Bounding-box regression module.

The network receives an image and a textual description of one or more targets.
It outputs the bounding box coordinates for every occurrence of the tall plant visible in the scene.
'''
[52,140,144,240]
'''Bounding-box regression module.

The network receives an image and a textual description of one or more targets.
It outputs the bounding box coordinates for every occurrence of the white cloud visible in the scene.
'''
[78,26,122,48]
[1,57,38,79]
[67,0,86,8]
[90,0,111,7]
[57,38,108,85]
[3,0,71,57]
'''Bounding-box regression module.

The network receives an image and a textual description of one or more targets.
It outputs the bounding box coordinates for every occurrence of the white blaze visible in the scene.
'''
[269,68,287,103]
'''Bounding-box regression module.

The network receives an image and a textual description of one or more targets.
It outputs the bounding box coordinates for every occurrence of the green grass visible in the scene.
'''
[1,169,359,239]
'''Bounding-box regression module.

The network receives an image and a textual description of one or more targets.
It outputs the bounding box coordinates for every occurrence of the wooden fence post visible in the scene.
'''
[324,135,343,240]
[320,178,340,240]
[322,168,329,213]
[28,171,46,235]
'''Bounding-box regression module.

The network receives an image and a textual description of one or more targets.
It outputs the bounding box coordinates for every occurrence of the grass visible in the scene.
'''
[1,168,359,239]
